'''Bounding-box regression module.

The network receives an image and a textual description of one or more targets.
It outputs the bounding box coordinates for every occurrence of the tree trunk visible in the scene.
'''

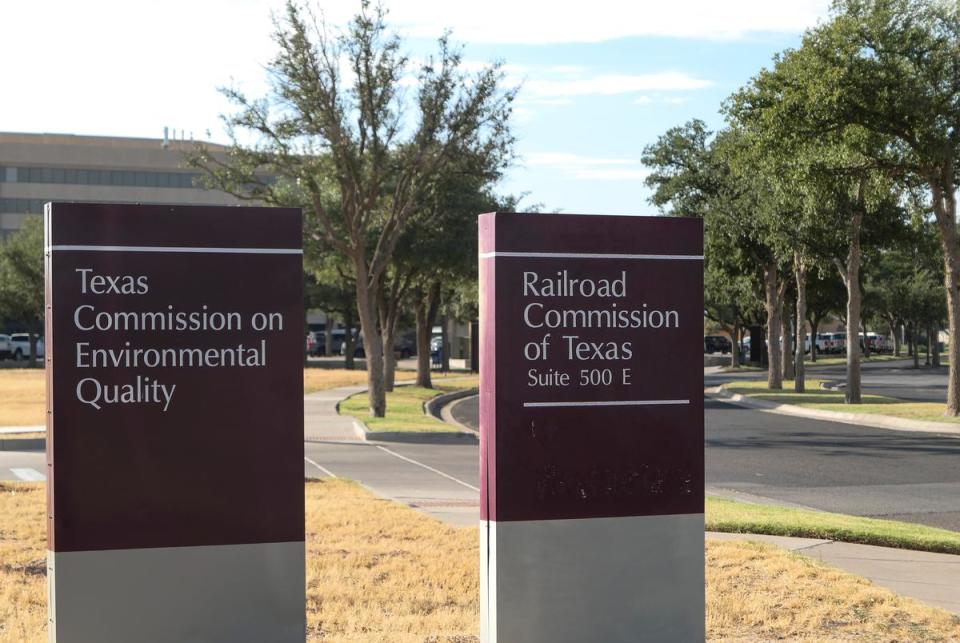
[763,261,783,390]
[891,318,901,357]
[808,314,821,363]
[925,326,931,366]
[837,201,863,404]
[910,324,920,368]
[324,313,335,357]
[382,325,397,392]
[379,272,411,393]
[414,283,441,388]
[794,257,807,393]
[930,173,960,414]
[731,319,741,369]
[781,299,794,381]
[343,308,356,370]
[933,326,941,367]
[355,270,386,417]
[862,325,871,359]
[415,301,432,389]
[441,316,451,372]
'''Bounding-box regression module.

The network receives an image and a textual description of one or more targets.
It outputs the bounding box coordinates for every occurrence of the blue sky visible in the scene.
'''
[4,0,830,214]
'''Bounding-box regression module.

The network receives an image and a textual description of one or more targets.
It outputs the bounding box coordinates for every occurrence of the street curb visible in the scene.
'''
[426,388,479,424]
[0,437,45,452]
[339,383,479,444]
[439,394,480,436]
[707,385,960,436]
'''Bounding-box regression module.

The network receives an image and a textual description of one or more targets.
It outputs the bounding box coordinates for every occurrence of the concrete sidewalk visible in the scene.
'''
[304,385,365,442]
[707,532,960,615]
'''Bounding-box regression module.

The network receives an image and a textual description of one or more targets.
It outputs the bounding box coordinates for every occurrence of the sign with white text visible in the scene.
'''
[479,212,704,642]
[46,203,305,642]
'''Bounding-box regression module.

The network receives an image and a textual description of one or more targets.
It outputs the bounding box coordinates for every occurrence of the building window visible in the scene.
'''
[7,166,203,189]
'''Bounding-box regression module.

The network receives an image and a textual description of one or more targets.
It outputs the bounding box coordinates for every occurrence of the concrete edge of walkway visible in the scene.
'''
[0,437,45,452]
[427,389,480,436]
[341,382,479,444]
[707,385,960,436]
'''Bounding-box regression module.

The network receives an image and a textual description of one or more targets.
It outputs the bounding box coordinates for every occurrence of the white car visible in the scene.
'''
[0,334,10,359]
[9,333,44,360]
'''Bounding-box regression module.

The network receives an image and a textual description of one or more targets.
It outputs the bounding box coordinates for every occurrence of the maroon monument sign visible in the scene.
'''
[45,203,305,642]
[479,212,704,642]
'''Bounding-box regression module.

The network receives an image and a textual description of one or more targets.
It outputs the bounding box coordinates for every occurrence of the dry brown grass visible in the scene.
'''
[707,539,960,641]
[3,481,958,642]
[305,479,478,641]
[0,370,45,427]
[0,483,46,642]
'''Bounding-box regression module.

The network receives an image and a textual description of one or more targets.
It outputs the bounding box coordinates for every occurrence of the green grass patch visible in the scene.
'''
[706,496,960,554]
[804,354,910,367]
[339,377,478,433]
[723,379,960,424]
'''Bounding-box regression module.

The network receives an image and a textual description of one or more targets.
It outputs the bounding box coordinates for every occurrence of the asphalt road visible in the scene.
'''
[452,393,960,531]
[303,440,479,526]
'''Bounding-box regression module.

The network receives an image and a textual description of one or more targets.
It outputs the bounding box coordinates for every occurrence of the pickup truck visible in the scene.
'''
[9,333,44,360]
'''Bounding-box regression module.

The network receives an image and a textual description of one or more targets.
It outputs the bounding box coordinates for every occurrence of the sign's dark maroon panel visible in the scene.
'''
[50,203,301,249]
[479,213,703,522]
[47,203,304,552]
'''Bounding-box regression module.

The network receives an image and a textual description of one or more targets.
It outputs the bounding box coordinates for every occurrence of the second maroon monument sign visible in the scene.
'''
[45,203,304,642]
[479,213,704,642]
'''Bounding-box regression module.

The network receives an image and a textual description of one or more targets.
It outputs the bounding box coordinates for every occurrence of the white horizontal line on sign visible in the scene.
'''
[11,468,46,481]
[479,252,702,260]
[47,245,302,255]
[523,399,690,408]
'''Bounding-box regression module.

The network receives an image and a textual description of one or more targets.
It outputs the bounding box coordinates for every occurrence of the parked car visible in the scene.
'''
[10,334,44,360]
[703,335,731,354]
[862,332,892,353]
[0,334,10,360]
[827,332,846,354]
[341,334,414,359]
[815,333,834,354]
[312,329,348,356]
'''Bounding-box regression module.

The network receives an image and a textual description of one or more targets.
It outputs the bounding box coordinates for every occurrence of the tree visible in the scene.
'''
[0,217,44,365]
[643,121,787,387]
[393,173,513,388]
[189,1,515,416]
[726,37,908,401]
[379,152,513,391]
[789,0,960,412]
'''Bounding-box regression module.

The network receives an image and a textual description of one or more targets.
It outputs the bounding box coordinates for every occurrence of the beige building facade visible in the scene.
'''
[0,131,245,238]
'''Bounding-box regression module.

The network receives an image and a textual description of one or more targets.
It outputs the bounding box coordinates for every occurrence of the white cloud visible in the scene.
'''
[548,65,588,75]
[524,71,710,98]
[634,96,654,104]
[524,152,650,181]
